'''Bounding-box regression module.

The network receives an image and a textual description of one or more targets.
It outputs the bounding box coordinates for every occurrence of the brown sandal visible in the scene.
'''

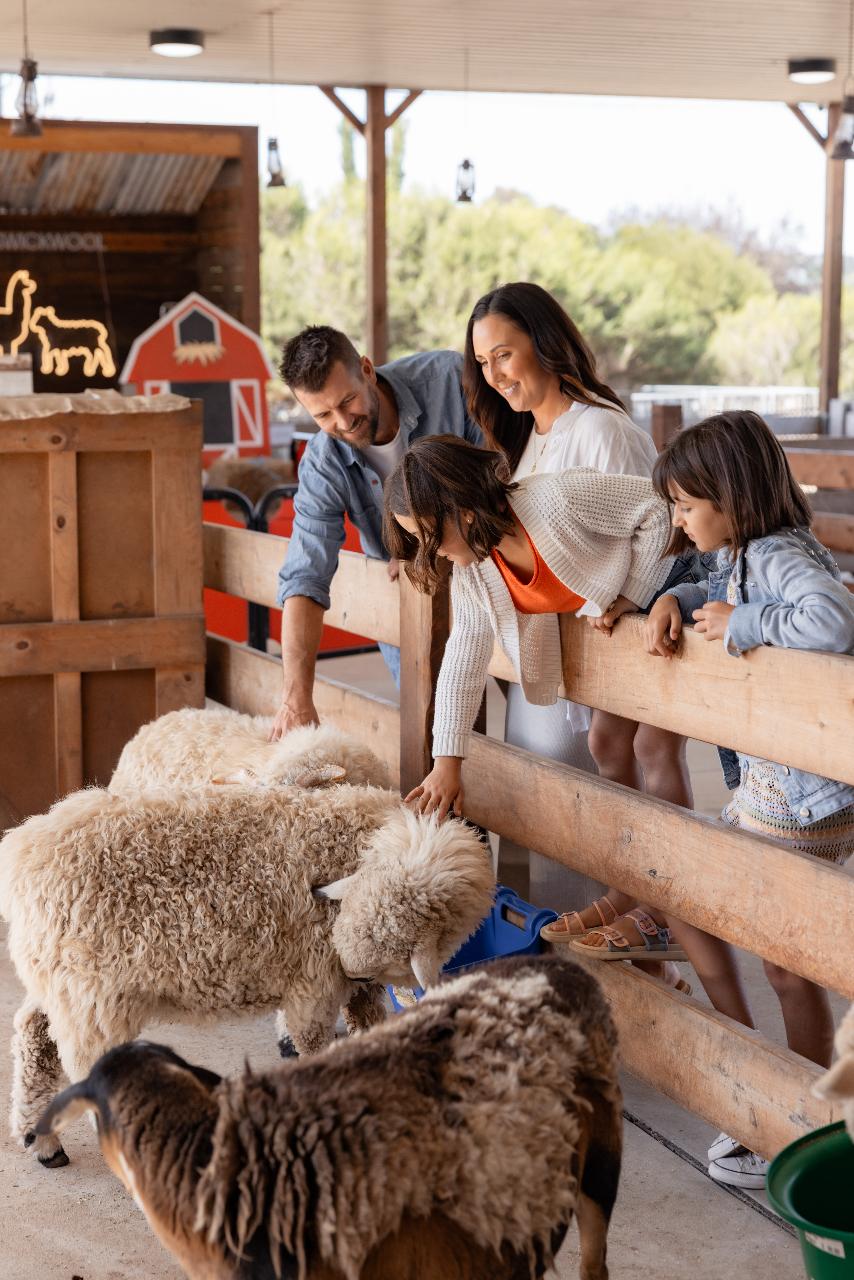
[540,896,619,943]
[568,907,689,962]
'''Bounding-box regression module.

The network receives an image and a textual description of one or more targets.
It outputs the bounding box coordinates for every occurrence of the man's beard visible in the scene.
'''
[341,385,381,448]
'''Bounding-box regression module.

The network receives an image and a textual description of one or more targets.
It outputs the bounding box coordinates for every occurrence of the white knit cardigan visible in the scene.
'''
[431,468,673,759]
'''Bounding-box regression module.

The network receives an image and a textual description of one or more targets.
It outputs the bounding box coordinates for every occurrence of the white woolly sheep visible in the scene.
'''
[1,782,494,1168]
[37,954,622,1280]
[109,706,390,795]
[814,1001,854,1140]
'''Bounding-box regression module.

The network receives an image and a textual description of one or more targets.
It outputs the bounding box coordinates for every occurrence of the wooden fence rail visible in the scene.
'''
[203,518,853,1161]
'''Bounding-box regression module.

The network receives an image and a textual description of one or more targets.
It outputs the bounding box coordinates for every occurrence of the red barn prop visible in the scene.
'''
[120,293,274,466]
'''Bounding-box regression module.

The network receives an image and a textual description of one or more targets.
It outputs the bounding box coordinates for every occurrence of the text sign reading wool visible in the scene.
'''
[0,270,115,378]
[0,231,106,253]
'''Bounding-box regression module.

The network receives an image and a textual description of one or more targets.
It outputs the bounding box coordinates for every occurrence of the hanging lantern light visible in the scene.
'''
[265,9,287,189]
[456,157,475,203]
[10,0,42,138]
[267,136,286,187]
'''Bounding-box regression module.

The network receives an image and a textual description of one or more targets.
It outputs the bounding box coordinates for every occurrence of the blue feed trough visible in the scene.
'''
[388,885,558,1011]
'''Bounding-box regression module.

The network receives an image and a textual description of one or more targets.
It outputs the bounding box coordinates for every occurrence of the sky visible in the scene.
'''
[0,72,843,256]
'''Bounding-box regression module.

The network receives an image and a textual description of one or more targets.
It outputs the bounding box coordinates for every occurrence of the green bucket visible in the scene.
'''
[767,1122,854,1279]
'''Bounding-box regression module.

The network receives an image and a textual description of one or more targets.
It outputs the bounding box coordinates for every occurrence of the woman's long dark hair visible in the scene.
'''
[463,281,625,471]
[383,436,517,594]
[653,410,813,557]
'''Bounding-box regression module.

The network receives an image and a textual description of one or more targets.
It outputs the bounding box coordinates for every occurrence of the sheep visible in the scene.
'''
[37,954,622,1280]
[1,782,494,1169]
[813,1001,854,1141]
[109,707,390,795]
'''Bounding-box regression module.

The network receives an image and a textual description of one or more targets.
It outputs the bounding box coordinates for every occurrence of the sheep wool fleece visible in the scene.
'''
[433,467,673,758]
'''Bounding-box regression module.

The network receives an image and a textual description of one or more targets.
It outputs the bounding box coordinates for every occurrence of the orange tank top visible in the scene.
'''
[491,521,586,615]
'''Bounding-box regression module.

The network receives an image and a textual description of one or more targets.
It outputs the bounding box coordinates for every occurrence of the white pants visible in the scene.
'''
[500,682,605,912]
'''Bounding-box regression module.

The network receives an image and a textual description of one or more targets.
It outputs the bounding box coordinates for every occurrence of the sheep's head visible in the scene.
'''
[317,809,495,990]
[216,724,390,792]
[813,1002,854,1142]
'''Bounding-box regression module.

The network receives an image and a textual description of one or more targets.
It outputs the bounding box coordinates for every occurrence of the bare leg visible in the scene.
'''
[633,725,693,808]
[667,917,755,1025]
[763,961,834,1067]
[10,1002,69,1167]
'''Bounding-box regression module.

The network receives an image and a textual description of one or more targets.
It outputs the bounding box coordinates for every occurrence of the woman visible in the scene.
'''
[462,284,693,960]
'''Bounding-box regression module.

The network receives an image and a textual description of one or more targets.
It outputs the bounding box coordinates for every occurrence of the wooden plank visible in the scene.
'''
[786,447,854,489]
[488,614,854,787]
[0,452,52,623]
[365,85,388,364]
[0,617,205,678]
[81,670,155,787]
[820,103,845,414]
[464,732,854,998]
[583,962,837,1160]
[0,408,203,454]
[48,452,82,794]
[813,510,854,554]
[398,568,450,794]
[204,635,400,786]
[202,523,401,645]
[152,447,205,716]
[78,451,154,621]
[650,402,682,452]
[1,120,244,157]
[238,129,262,334]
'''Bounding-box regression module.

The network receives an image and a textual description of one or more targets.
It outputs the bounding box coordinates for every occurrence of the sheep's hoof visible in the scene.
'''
[25,1130,70,1168]
[278,1035,298,1059]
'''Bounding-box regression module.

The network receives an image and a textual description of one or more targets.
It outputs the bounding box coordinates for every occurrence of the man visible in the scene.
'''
[271,325,480,740]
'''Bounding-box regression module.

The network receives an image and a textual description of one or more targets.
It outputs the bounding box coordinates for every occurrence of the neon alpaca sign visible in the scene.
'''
[0,269,116,378]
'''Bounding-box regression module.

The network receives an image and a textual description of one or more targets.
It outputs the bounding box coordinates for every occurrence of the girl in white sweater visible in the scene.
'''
[461,282,691,952]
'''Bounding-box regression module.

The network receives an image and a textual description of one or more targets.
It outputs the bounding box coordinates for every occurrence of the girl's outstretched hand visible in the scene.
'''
[693,601,735,641]
[405,756,464,819]
[645,594,683,658]
[586,594,638,637]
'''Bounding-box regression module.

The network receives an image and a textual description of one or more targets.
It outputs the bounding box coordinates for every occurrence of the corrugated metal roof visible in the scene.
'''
[0,151,224,216]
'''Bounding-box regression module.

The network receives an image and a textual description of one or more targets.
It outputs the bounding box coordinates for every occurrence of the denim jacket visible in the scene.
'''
[276,350,481,611]
[668,527,854,823]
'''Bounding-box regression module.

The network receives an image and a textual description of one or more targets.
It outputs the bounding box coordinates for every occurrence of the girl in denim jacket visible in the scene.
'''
[646,409,854,1189]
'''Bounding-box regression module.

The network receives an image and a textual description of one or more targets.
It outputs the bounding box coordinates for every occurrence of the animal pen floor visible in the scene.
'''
[1,648,842,1280]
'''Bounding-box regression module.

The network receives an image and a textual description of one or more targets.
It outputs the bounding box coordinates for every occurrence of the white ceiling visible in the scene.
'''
[0,0,851,103]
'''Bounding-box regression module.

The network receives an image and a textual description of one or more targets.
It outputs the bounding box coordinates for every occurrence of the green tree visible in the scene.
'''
[710,289,854,388]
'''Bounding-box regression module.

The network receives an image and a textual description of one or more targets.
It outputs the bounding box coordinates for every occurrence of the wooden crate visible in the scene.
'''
[0,400,205,820]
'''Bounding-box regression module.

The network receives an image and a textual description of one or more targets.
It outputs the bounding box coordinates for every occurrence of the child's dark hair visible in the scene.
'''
[653,410,812,556]
[383,436,517,593]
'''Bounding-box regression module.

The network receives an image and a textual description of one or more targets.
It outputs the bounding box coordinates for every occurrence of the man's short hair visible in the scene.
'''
[279,326,363,393]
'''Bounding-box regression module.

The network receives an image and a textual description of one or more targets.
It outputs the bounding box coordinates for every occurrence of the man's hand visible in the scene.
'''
[645,593,683,658]
[268,698,319,742]
[692,601,735,642]
[405,757,464,819]
[586,594,638,637]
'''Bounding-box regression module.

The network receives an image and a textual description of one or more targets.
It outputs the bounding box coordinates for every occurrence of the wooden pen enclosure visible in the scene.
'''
[0,401,205,823]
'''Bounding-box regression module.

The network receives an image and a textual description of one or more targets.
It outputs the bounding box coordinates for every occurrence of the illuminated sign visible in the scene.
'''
[0,270,115,378]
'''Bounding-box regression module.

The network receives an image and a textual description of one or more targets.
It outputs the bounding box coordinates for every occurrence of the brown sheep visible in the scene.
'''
[37,954,621,1280]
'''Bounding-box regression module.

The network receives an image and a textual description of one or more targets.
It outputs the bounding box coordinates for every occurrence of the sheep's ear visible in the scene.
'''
[814,1055,854,1101]
[315,871,359,901]
[410,939,442,991]
[35,1081,97,1137]
[290,764,347,789]
[211,769,262,787]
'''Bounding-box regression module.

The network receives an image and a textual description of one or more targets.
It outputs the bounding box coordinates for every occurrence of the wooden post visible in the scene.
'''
[365,86,388,364]
[398,567,450,797]
[820,103,845,414]
[48,452,83,795]
[650,402,683,452]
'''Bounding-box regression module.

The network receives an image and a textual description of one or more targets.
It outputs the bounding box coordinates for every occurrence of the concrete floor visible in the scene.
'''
[0,649,823,1279]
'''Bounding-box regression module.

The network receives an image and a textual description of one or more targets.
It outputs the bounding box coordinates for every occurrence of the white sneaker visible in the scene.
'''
[708,1150,770,1189]
[707,1132,748,1162]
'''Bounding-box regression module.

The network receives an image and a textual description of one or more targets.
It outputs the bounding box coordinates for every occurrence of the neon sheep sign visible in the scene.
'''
[0,269,116,378]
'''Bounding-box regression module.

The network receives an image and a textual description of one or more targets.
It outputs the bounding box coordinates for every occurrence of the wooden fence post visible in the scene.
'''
[650,402,683,452]
[398,566,450,796]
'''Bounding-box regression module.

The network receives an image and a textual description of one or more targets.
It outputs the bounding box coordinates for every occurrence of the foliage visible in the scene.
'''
[260,174,833,392]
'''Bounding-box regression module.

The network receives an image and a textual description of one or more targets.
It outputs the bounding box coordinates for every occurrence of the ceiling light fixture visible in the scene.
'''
[787,57,837,85]
[10,0,42,138]
[149,28,205,58]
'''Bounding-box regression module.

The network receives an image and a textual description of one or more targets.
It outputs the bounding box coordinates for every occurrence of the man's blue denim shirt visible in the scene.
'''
[276,349,482,610]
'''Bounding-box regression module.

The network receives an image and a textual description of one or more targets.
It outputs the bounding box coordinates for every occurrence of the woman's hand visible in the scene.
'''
[645,594,683,658]
[692,601,735,642]
[586,594,638,636]
[405,757,464,819]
